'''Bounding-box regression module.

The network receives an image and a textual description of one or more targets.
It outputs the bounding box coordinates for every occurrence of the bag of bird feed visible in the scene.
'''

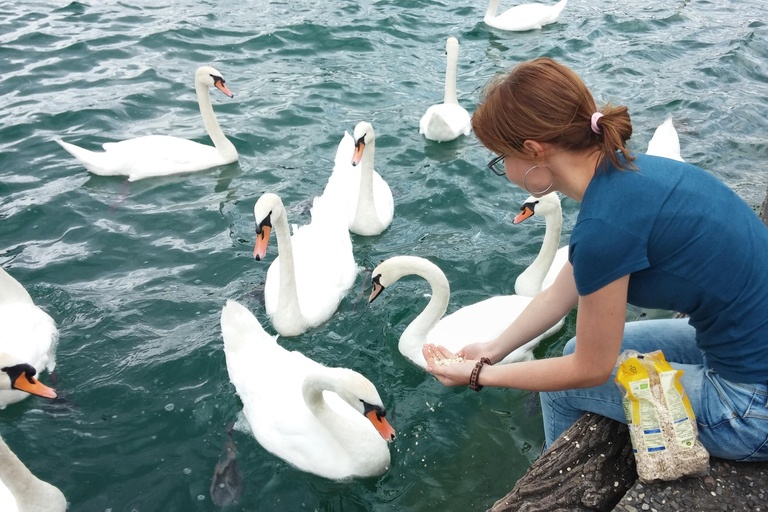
[615,350,709,482]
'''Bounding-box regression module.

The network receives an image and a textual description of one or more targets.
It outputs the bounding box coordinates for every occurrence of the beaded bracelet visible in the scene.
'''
[469,357,492,392]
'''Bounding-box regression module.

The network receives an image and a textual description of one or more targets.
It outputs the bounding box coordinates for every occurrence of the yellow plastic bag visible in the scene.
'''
[615,350,709,482]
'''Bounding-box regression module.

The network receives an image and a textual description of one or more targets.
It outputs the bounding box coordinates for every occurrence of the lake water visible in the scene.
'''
[1,0,767,510]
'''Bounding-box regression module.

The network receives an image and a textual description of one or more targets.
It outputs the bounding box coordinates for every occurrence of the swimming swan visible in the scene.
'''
[0,435,66,512]
[57,66,237,181]
[220,300,395,480]
[0,267,58,408]
[419,37,471,142]
[253,192,356,337]
[646,116,684,162]
[484,0,567,32]
[368,256,563,367]
[325,122,394,236]
[513,192,567,297]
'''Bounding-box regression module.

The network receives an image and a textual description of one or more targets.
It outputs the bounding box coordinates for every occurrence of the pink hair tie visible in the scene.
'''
[591,112,604,134]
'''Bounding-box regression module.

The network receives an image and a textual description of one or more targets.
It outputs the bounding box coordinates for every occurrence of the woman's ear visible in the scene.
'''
[523,140,545,159]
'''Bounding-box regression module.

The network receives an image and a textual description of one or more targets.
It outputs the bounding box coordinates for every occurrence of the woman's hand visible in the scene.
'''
[457,342,495,363]
[422,343,477,387]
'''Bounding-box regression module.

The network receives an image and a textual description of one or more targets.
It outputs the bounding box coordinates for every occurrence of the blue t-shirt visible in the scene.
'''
[569,153,768,383]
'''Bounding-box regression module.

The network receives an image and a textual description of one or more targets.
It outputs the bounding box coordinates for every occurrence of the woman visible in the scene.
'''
[423,57,768,461]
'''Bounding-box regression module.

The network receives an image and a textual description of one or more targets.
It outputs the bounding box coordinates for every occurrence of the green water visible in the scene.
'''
[1,0,767,510]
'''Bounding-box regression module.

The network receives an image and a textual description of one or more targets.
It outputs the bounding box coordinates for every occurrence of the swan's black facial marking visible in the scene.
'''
[355,135,366,147]
[2,363,38,389]
[211,74,225,86]
[361,400,386,421]
[520,200,540,213]
[368,274,385,303]
[256,211,272,235]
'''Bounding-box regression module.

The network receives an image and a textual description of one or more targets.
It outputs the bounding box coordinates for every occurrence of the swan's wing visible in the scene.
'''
[322,131,360,224]
[646,118,684,162]
[493,3,558,30]
[289,214,357,325]
[419,104,471,142]
[0,305,58,372]
[427,295,535,352]
[102,135,224,180]
[371,171,394,226]
[0,267,34,306]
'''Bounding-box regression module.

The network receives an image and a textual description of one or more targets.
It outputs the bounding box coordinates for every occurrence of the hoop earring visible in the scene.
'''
[523,165,554,196]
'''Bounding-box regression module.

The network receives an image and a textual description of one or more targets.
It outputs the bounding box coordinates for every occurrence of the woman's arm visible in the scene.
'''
[462,261,579,363]
[425,274,629,392]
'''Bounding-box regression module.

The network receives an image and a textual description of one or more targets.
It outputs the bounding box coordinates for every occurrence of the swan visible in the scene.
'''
[0,267,58,408]
[220,300,395,480]
[484,0,568,32]
[253,192,357,336]
[368,256,564,367]
[0,435,67,512]
[646,116,684,162]
[513,192,567,297]
[324,122,394,236]
[419,37,471,142]
[56,65,238,181]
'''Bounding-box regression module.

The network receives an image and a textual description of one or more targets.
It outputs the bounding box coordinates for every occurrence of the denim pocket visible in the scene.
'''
[699,371,768,461]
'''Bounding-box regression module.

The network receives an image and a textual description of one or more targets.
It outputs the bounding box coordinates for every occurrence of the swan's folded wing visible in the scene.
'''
[427,295,534,352]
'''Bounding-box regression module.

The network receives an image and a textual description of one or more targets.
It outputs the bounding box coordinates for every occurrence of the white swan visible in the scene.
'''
[513,192,567,297]
[0,435,66,512]
[484,0,567,32]
[646,116,684,162]
[57,66,238,181]
[369,256,564,367]
[324,122,394,236]
[0,267,58,408]
[221,300,395,480]
[253,192,357,336]
[419,37,471,142]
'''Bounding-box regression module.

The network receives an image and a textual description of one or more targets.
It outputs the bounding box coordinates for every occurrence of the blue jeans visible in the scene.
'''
[540,318,768,461]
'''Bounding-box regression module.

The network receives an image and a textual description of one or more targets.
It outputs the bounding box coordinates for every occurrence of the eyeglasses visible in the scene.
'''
[487,154,506,176]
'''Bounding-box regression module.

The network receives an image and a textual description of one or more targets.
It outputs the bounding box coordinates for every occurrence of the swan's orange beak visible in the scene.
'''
[366,410,396,442]
[215,80,234,98]
[352,141,365,166]
[253,225,271,260]
[12,372,57,399]
[513,205,534,224]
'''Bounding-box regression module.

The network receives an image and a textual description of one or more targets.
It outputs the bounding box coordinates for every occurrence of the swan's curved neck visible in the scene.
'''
[444,46,459,106]
[515,203,562,296]
[398,262,450,364]
[0,437,63,511]
[301,373,370,458]
[272,211,305,329]
[485,0,499,21]
[196,82,237,159]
